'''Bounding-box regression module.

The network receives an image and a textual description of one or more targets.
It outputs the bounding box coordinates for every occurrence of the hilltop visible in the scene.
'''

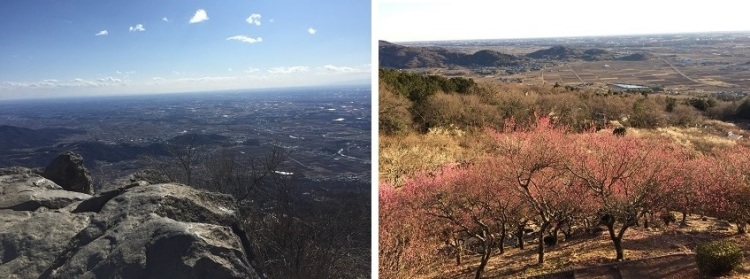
[379,40,524,69]
[526,45,651,61]
[379,42,653,71]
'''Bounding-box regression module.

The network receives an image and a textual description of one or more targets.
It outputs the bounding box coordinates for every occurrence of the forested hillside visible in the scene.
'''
[380,68,750,136]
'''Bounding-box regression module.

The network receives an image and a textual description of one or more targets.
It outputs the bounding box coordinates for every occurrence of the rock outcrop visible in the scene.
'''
[41,152,94,195]
[0,168,91,211]
[0,166,261,279]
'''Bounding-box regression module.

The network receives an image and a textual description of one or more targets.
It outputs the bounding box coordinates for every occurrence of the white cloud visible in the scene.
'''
[77,77,127,87]
[246,13,262,26]
[177,76,239,82]
[268,66,310,74]
[308,27,317,35]
[269,19,275,23]
[129,24,145,32]
[152,77,165,81]
[1,81,30,88]
[190,9,209,24]
[4,79,60,88]
[245,67,260,73]
[162,17,169,22]
[97,77,122,83]
[321,65,361,73]
[95,30,108,36]
[2,77,128,89]
[227,35,263,44]
[77,80,99,86]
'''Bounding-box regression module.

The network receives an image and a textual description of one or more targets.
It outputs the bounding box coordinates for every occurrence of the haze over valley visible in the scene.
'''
[0,86,370,194]
[381,31,750,97]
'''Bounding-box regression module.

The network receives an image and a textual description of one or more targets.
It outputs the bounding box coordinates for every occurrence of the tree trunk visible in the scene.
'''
[475,242,491,279]
[681,210,688,226]
[499,224,506,254]
[562,220,572,240]
[738,222,747,234]
[606,223,626,261]
[613,237,624,260]
[456,239,463,265]
[517,224,525,250]
[551,225,560,245]
[537,222,549,264]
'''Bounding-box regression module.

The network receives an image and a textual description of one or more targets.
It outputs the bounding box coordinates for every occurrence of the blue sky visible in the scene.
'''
[379,0,750,42]
[0,0,371,100]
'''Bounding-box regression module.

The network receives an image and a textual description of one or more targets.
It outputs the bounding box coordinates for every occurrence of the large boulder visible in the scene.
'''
[0,209,94,277]
[42,152,94,195]
[0,168,91,211]
[0,168,261,279]
[0,169,94,277]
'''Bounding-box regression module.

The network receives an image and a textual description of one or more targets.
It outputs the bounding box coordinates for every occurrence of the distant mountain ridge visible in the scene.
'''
[527,45,652,61]
[0,125,241,168]
[379,40,524,68]
[380,41,652,69]
[0,125,84,149]
[526,45,583,60]
[618,52,654,61]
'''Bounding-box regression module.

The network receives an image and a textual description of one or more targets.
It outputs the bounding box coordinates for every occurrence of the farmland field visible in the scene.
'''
[398,32,750,95]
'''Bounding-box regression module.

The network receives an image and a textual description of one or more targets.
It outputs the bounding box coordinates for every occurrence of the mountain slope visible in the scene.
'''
[526,45,653,61]
[379,40,523,68]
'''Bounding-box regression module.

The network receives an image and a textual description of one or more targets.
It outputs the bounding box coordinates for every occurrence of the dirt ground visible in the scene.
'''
[421,213,750,279]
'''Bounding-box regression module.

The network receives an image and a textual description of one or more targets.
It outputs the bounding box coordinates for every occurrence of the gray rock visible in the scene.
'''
[0,167,42,176]
[100,169,174,193]
[0,209,94,278]
[42,152,94,195]
[0,168,261,279]
[48,215,252,279]
[0,169,92,278]
[0,173,91,211]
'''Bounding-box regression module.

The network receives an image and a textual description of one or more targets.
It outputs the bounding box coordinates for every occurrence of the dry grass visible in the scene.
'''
[381,118,748,187]
[653,126,734,152]
[621,120,746,154]
[418,214,750,279]
[379,129,493,187]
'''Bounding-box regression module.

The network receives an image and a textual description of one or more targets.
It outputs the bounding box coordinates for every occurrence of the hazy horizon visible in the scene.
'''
[0,81,371,102]
[381,30,750,44]
[0,0,371,100]
[379,0,750,42]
